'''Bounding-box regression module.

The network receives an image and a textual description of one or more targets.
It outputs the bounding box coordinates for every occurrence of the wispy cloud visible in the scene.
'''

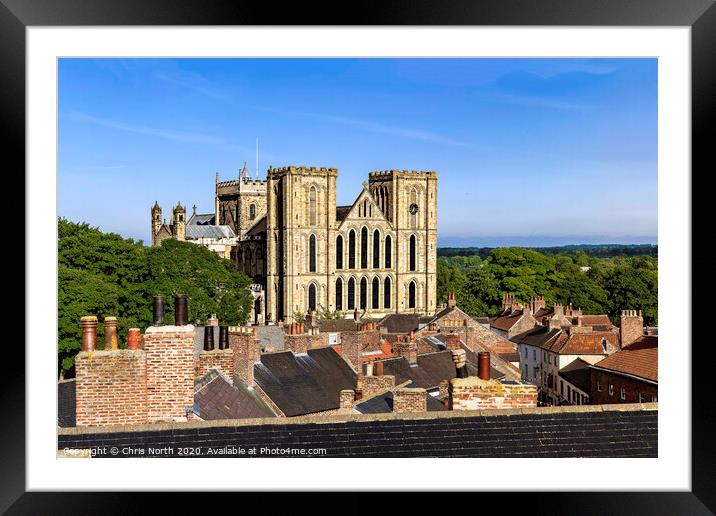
[154,72,233,102]
[490,92,594,111]
[253,105,470,147]
[66,111,226,145]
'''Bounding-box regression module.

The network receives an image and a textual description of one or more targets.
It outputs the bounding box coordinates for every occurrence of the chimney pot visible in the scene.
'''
[203,326,215,351]
[152,295,165,326]
[127,328,141,350]
[366,362,374,376]
[103,316,118,351]
[80,316,98,352]
[174,295,189,326]
[374,361,384,376]
[478,352,491,380]
[218,326,229,350]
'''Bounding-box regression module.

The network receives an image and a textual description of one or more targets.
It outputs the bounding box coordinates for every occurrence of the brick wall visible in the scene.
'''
[449,377,537,411]
[75,350,147,427]
[229,326,260,386]
[196,349,234,380]
[284,334,320,354]
[144,325,195,423]
[339,329,380,372]
[393,388,427,413]
[620,311,644,348]
[339,389,355,411]
[590,369,657,405]
[356,374,395,397]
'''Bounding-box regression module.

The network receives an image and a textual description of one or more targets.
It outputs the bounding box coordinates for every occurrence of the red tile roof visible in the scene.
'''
[581,315,614,329]
[489,311,525,331]
[592,336,658,383]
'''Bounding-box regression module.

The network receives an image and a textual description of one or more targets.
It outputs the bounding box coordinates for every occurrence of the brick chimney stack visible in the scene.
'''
[531,295,546,313]
[620,310,644,348]
[339,389,355,411]
[127,328,141,350]
[451,348,469,378]
[447,292,457,309]
[445,332,461,352]
[230,326,261,387]
[392,388,427,413]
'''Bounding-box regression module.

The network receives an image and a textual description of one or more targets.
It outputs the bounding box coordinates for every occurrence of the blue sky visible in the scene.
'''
[58,58,657,247]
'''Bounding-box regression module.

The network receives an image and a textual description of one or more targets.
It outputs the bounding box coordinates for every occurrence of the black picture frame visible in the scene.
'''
[4,0,709,513]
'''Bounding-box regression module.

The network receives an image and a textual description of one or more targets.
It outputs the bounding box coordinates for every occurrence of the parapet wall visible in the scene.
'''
[449,377,537,411]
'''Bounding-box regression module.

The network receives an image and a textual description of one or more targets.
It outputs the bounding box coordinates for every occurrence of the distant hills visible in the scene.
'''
[438,244,658,259]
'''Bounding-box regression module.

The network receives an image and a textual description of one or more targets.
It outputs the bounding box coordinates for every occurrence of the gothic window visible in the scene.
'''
[360,278,367,310]
[373,230,380,268]
[384,235,392,268]
[372,277,379,309]
[309,186,317,226]
[360,227,368,269]
[336,235,344,269]
[249,203,256,220]
[335,278,343,310]
[348,278,355,310]
[348,230,356,269]
[308,284,316,312]
[384,277,391,309]
[408,281,416,309]
[409,235,416,271]
[309,234,316,272]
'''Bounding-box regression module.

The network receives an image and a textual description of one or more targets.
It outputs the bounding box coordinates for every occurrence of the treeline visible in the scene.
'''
[438,243,658,259]
[58,218,253,376]
[437,247,657,327]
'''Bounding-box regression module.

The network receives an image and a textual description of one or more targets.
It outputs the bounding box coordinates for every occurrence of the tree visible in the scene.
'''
[146,239,252,326]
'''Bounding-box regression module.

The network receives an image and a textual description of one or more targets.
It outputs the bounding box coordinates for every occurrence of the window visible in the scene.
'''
[608,384,614,396]
[348,230,356,269]
[384,235,392,268]
[409,188,417,228]
[639,392,646,403]
[601,338,608,353]
[359,278,367,309]
[409,235,416,271]
[309,186,317,226]
[335,278,343,311]
[372,277,379,309]
[373,230,380,268]
[533,350,536,361]
[308,235,316,272]
[567,386,571,400]
[560,381,564,396]
[384,277,391,309]
[620,387,626,400]
[408,281,416,309]
[347,278,355,310]
[597,380,602,392]
[360,227,368,268]
[336,235,343,269]
[249,203,256,219]
[308,284,316,312]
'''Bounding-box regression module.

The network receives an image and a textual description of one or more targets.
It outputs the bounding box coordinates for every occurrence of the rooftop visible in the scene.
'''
[194,369,275,420]
[58,403,658,458]
[591,336,658,383]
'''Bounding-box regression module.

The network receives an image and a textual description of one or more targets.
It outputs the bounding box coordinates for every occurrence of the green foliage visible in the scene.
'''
[437,247,658,326]
[57,218,253,376]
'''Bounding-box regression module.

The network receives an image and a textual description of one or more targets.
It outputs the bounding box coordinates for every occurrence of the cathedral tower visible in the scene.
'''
[151,201,162,247]
[172,203,186,241]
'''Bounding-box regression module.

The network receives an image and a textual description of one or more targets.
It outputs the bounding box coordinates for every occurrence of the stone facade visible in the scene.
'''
[356,374,396,397]
[75,350,148,427]
[449,377,538,411]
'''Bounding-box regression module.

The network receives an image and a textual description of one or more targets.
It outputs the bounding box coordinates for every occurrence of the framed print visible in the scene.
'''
[4,0,712,512]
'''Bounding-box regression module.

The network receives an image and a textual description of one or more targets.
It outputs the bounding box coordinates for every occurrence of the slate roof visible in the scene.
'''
[188,213,216,225]
[377,314,422,333]
[193,370,275,420]
[254,347,357,416]
[559,358,592,393]
[591,336,658,383]
[354,388,448,414]
[185,224,236,240]
[335,205,351,221]
[58,406,659,458]
[244,215,267,238]
[255,325,285,352]
[316,318,360,333]
[58,379,76,428]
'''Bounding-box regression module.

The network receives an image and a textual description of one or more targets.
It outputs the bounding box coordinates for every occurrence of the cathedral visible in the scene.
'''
[152,164,438,324]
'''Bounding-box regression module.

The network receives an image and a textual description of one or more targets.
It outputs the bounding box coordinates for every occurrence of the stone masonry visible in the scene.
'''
[392,387,427,413]
[356,374,396,397]
[449,377,537,411]
[143,325,195,423]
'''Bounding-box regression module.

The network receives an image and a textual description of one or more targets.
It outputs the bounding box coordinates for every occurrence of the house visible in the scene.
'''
[590,335,658,405]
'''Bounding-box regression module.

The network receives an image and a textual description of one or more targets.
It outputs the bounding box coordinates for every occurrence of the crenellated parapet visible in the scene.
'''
[369,169,437,179]
[268,166,339,178]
